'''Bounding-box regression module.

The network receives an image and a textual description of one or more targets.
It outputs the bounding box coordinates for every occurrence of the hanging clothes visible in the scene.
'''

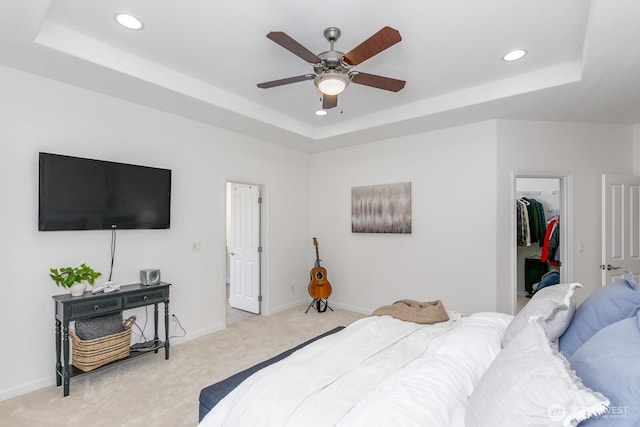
[525,198,546,246]
[516,197,546,247]
[540,215,561,267]
[516,200,524,245]
[516,199,531,246]
[550,218,561,266]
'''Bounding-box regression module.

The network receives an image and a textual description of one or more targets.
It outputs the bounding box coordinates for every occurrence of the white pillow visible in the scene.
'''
[466,319,609,427]
[503,282,581,347]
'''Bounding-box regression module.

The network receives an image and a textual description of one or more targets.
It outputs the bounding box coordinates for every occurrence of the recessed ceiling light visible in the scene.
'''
[502,49,527,62]
[114,13,144,30]
[315,110,328,116]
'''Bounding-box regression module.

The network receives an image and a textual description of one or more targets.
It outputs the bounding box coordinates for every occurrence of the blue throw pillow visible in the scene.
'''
[558,271,640,359]
[569,314,640,426]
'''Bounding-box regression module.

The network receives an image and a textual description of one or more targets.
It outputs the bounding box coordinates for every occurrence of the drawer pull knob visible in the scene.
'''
[93,305,100,311]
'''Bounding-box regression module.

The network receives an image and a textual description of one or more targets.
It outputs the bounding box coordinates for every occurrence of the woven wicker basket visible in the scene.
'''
[70,316,136,372]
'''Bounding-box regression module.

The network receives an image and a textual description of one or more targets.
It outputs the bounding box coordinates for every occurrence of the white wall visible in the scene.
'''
[496,120,634,312]
[1,62,637,401]
[309,121,499,314]
[310,119,635,317]
[0,65,311,400]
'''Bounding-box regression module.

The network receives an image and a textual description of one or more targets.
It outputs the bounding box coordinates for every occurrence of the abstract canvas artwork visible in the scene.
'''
[351,182,412,233]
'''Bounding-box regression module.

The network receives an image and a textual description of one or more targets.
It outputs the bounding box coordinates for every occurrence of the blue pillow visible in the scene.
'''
[569,314,640,426]
[558,271,640,359]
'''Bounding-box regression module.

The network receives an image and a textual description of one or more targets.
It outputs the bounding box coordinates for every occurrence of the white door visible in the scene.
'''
[601,174,640,284]
[229,183,261,314]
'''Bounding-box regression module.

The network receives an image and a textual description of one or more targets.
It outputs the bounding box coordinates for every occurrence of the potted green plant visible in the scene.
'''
[50,263,102,296]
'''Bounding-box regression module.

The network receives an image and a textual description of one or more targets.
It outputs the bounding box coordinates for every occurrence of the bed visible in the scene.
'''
[199,274,640,427]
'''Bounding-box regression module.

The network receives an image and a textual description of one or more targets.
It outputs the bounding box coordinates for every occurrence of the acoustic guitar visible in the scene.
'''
[308,237,332,300]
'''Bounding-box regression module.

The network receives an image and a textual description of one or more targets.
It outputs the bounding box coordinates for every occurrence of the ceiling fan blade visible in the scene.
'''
[323,95,338,109]
[257,74,314,89]
[343,26,402,66]
[351,72,406,92]
[266,31,322,64]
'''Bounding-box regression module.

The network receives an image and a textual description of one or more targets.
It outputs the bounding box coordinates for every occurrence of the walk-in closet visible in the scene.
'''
[516,177,561,311]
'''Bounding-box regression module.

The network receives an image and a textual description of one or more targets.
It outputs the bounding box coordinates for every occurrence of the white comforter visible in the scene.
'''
[200,312,512,427]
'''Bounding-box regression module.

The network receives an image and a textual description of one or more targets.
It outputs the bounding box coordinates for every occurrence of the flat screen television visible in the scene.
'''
[39,152,171,231]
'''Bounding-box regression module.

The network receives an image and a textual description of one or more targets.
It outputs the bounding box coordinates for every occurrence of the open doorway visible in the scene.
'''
[225,181,263,324]
[514,174,573,312]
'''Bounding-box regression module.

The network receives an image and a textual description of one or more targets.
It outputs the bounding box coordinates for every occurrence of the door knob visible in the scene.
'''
[600,264,621,271]
[229,252,235,256]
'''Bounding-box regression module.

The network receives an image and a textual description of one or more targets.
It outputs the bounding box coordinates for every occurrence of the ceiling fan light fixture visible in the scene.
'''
[316,72,349,95]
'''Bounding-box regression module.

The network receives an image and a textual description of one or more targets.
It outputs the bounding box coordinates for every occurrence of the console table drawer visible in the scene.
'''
[70,298,122,319]
[124,289,166,308]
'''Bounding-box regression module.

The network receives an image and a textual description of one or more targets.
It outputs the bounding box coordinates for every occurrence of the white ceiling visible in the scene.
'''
[1,0,640,152]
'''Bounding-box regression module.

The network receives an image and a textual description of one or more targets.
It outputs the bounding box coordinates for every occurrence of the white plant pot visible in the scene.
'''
[69,282,87,297]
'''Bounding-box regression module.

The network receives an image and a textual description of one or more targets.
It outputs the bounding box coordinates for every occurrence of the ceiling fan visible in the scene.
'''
[257,26,406,110]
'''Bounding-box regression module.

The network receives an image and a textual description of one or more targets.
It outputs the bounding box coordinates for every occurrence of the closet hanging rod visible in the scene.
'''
[517,191,542,197]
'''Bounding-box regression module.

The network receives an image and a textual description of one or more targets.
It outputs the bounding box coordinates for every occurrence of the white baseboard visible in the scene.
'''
[269,298,310,314]
[270,299,371,316]
[0,377,54,402]
[327,301,371,315]
[0,323,225,403]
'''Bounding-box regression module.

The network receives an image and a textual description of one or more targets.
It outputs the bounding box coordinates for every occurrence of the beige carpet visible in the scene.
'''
[0,304,365,427]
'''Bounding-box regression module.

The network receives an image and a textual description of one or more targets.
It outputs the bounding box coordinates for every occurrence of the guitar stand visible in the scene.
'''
[305,298,333,314]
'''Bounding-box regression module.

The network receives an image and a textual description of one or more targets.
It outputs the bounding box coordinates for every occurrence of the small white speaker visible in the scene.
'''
[140,269,161,286]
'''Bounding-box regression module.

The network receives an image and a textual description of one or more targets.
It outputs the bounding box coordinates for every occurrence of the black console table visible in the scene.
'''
[52,282,171,396]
